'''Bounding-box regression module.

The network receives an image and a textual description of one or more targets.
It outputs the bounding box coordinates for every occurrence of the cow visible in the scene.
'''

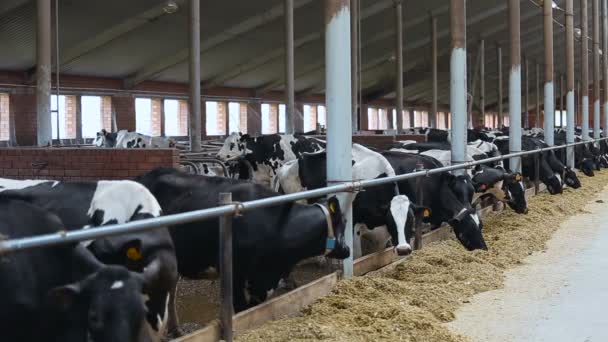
[523,136,581,189]
[273,144,430,257]
[0,198,158,342]
[493,137,563,194]
[380,151,488,250]
[216,132,325,186]
[554,131,598,177]
[95,129,176,148]
[136,167,350,312]
[0,179,179,337]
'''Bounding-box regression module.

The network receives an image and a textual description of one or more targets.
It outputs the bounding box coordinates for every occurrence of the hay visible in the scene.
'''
[239,171,608,342]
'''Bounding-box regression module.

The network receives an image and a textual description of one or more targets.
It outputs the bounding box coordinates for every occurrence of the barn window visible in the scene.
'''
[228,102,241,134]
[278,104,286,133]
[261,103,279,134]
[81,96,103,138]
[50,95,66,139]
[554,110,566,127]
[317,105,326,130]
[206,101,220,136]
[0,93,10,141]
[164,99,180,136]
[135,98,153,136]
[392,109,410,128]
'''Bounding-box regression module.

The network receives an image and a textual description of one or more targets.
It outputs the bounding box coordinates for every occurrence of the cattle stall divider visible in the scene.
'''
[1,138,607,342]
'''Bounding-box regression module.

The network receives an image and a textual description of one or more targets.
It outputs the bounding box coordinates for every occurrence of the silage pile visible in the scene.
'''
[239,171,608,342]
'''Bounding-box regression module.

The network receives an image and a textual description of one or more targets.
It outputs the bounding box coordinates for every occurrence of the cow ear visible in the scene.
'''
[46,283,81,312]
[101,129,108,136]
[327,196,340,215]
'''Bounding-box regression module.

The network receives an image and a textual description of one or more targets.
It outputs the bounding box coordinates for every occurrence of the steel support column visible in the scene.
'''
[560,74,564,127]
[536,62,540,128]
[431,14,438,129]
[509,0,522,172]
[524,56,530,128]
[189,0,202,152]
[395,0,404,132]
[593,0,601,139]
[603,0,608,136]
[285,0,295,134]
[450,0,467,175]
[582,0,590,140]
[544,0,555,145]
[351,0,359,132]
[480,39,485,129]
[497,44,503,127]
[566,0,576,167]
[325,0,353,278]
[36,0,52,146]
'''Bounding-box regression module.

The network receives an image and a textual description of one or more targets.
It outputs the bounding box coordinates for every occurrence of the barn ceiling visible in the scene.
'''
[0,0,601,110]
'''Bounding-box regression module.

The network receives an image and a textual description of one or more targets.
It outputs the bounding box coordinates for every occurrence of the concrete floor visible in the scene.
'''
[448,189,608,342]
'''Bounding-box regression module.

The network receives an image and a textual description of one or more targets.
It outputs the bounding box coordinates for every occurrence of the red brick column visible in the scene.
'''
[64,95,77,139]
[101,96,113,131]
[359,105,369,130]
[308,105,318,132]
[112,95,135,131]
[369,107,378,130]
[151,98,162,137]
[247,101,262,136]
[0,94,9,141]
[217,101,227,136]
[178,100,188,136]
[239,102,248,134]
[10,92,37,146]
[269,103,278,134]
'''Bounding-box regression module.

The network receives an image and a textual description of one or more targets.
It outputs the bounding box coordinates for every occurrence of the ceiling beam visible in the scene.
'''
[123,0,315,89]
[59,0,188,72]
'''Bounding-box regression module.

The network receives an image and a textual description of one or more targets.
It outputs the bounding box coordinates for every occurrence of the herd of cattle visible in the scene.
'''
[1,126,607,341]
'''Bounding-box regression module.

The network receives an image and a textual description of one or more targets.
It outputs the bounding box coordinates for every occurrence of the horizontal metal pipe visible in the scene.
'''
[2,137,607,255]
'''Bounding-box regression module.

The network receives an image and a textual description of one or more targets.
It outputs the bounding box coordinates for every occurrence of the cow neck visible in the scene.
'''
[439,177,469,218]
[278,204,331,259]
[313,203,336,255]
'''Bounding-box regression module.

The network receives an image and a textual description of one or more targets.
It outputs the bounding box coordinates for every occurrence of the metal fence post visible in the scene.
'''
[534,152,540,194]
[219,192,234,342]
[414,161,424,250]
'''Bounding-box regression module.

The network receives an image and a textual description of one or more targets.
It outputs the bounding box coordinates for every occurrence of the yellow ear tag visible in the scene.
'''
[126,247,142,261]
[515,174,522,181]
[329,202,337,213]
[423,209,431,218]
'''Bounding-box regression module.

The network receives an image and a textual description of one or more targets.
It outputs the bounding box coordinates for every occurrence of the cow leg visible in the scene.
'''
[166,283,181,338]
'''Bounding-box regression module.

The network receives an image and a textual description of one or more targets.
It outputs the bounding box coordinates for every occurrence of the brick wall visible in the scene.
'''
[112,96,135,131]
[178,100,189,136]
[239,103,248,134]
[101,96,112,131]
[10,92,37,146]
[0,94,9,141]
[308,105,318,132]
[217,101,227,136]
[268,103,278,134]
[64,95,77,139]
[247,101,262,135]
[151,98,162,137]
[0,148,180,181]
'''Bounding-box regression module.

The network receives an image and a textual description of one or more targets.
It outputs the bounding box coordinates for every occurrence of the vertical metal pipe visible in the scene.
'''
[219,192,234,342]
[480,39,485,129]
[75,95,82,143]
[395,0,404,132]
[582,0,590,140]
[593,0,601,139]
[497,44,503,127]
[431,15,438,129]
[524,56,529,128]
[509,0,522,173]
[467,42,481,129]
[544,0,555,145]
[351,0,359,132]
[603,0,608,136]
[414,161,424,250]
[36,0,52,146]
[536,62,540,128]
[189,0,202,152]
[567,69,574,168]
[54,0,60,146]
[450,0,467,175]
[285,0,295,134]
[325,0,353,278]
[560,74,564,127]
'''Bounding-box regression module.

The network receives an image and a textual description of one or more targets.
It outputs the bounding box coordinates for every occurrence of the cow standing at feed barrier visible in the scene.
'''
[216,132,325,186]
[273,144,431,257]
[0,198,158,342]
[135,167,350,312]
[0,179,179,337]
[95,129,176,148]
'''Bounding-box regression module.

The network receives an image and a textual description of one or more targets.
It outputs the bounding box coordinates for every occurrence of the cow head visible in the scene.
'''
[321,196,350,259]
[578,158,596,177]
[503,173,528,214]
[46,265,158,342]
[544,173,563,195]
[385,195,431,256]
[563,167,581,188]
[94,129,117,147]
[217,133,250,160]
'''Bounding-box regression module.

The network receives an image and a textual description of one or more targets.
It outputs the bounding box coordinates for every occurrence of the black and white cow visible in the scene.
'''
[273,144,429,256]
[524,136,581,189]
[0,198,158,342]
[95,129,176,148]
[550,131,597,177]
[216,133,325,186]
[380,151,487,250]
[135,167,350,312]
[0,179,179,337]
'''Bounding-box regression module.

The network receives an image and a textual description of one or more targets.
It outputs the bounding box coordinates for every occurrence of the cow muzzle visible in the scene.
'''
[395,243,412,256]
